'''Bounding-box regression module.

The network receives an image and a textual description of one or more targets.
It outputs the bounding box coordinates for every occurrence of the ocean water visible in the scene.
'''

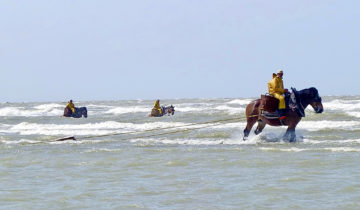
[1,96,360,209]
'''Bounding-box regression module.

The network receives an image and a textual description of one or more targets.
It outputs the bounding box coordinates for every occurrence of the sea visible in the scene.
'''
[1,96,360,209]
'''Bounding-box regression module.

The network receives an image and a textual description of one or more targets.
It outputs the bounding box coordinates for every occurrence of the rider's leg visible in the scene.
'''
[275,94,285,110]
[274,93,286,117]
[273,93,286,124]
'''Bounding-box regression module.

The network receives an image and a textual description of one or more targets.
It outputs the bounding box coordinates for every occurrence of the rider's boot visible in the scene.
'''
[278,109,286,125]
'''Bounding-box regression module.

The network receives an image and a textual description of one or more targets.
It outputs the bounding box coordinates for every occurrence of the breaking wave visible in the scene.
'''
[0,105,63,117]
[323,99,360,111]
[106,106,148,115]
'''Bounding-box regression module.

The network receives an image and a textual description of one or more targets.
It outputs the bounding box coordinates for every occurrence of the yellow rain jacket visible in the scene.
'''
[153,100,162,115]
[268,74,286,109]
[66,102,76,114]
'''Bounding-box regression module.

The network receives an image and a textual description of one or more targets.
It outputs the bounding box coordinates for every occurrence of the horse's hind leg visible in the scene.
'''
[254,120,266,135]
[243,117,257,140]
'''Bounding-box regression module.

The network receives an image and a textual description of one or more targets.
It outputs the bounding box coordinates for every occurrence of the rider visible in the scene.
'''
[153,99,163,115]
[66,100,76,115]
[268,69,288,123]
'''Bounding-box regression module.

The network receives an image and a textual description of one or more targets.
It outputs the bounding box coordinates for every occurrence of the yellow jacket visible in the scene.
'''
[153,100,162,115]
[268,75,285,95]
[153,100,160,109]
[66,102,76,113]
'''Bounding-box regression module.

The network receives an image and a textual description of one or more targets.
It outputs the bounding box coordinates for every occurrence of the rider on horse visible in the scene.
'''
[153,99,163,116]
[268,69,288,123]
[66,100,76,115]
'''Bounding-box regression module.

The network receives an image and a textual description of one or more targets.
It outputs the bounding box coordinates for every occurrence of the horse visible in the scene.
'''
[243,87,323,142]
[63,107,88,118]
[149,105,175,117]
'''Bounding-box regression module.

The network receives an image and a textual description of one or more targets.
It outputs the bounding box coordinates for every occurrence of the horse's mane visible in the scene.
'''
[298,87,317,95]
[297,87,321,103]
[298,87,318,97]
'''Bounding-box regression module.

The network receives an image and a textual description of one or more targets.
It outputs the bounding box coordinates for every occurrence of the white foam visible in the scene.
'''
[227,99,253,105]
[215,105,245,114]
[1,139,40,144]
[302,139,326,144]
[298,120,360,131]
[323,99,360,111]
[0,107,34,117]
[323,147,360,152]
[33,103,63,110]
[170,102,216,113]
[106,106,148,115]
[176,107,207,112]
[303,138,360,145]
[6,121,189,136]
[346,112,360,118]
[205,122,247,129]
[176,104,245,114]
[0,104,63,117]
[232,134,260,145]
[83,148,124,153]
[259,146,360,152]
[259,147,307,152]
[87,104,115,109]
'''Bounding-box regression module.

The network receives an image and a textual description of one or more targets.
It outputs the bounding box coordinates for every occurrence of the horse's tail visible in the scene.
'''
[246,99,260,119]
[63,107,71,117]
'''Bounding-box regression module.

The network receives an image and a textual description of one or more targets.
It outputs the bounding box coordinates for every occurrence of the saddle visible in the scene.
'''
[259,88,304,119]
[151,108,160,116]
[260,94,279,113]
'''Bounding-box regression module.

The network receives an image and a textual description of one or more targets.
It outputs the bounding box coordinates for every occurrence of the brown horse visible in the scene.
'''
[149,105,175,117]
[243,87,323,142]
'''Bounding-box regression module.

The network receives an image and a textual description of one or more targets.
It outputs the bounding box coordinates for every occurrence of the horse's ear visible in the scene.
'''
[310,87,317,93]
[310,87,318,97]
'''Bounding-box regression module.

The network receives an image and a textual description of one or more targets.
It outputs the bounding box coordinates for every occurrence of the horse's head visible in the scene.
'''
[169,105,175,115]
[306,87,323,113]
[82,107,88,118]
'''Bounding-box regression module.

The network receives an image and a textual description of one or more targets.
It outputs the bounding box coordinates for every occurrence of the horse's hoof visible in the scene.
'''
[289,138,296,143]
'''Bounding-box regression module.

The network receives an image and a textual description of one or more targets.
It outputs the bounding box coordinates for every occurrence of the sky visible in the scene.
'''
[0,0,359,102]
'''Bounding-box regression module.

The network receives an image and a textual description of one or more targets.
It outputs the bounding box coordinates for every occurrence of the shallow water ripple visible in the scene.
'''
[1,97,360,208]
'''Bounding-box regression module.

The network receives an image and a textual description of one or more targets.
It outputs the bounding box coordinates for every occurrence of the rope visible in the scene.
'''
[111,119,240,142]
[53,116,248,142]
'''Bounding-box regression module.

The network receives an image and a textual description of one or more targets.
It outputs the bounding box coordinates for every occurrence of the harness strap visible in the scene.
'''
[247,114,259,119]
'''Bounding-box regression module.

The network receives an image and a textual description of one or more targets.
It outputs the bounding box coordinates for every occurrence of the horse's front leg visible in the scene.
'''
[243,117,257,140]
[283,127,296,142]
